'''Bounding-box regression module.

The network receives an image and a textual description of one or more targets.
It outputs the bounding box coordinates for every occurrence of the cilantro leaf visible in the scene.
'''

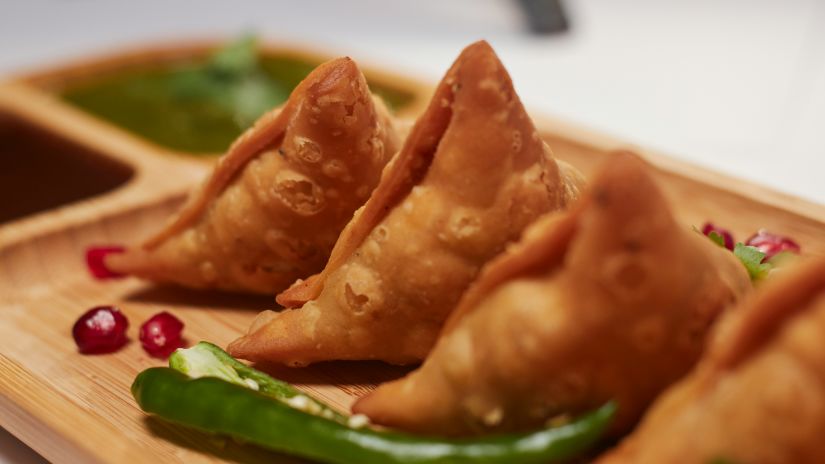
[229,73,285,127]
[209,35,257,77]
[707,231,726,248]
[168,35,287,131]
[733,243,772,281]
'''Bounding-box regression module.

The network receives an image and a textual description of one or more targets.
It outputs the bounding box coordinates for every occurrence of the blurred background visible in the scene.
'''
[0,0,823,460]
[1,0,823,202]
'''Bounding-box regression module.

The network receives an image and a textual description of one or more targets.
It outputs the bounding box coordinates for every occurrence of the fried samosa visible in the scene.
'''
[227,40,583,365]
[105,57,400,293]
[597,258,825,464]
[353,152,751,437]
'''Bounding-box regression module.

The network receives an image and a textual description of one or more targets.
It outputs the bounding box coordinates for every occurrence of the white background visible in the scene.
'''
[1,0,824,462]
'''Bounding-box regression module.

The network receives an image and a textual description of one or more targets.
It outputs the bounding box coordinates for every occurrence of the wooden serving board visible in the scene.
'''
[2,43,825,464]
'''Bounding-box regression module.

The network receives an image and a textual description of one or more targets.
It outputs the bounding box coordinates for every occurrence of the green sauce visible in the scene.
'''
[62,63,248,154]
[60,45,414,155]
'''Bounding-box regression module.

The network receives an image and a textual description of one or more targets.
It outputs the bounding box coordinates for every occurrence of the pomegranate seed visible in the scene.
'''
[139,312,185,358]
[86,246,125,279]
[701,222,735,251]
[746,229,801,261]
[72,306,129,354]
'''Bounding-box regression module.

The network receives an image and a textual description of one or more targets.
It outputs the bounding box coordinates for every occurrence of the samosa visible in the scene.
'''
[353,152,751,437]
[598,258,825,464]
[228,40,584,366]
[105,57,401,293]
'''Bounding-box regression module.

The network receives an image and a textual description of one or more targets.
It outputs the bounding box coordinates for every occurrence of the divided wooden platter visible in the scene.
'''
[1,42,824,464]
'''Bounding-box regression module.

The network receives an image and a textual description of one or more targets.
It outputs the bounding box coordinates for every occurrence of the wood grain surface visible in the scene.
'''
[1,66,824,462]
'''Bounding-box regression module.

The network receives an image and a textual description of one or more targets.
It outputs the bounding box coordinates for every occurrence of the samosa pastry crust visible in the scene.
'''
[597,258,825,464]
[353,152,751,437]
[106,58,400,294]
[228,40,583,366]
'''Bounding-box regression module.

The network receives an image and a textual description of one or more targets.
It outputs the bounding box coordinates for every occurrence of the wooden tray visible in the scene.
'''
[2,43,824,464]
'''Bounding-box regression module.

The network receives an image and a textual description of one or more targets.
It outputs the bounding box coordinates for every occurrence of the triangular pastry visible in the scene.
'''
[106,57,400,293]
[228,40,583,365]
[354,152,750,437]
[598,257,825,464]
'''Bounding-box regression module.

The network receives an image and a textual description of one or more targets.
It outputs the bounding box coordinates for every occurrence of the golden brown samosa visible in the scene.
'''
[105,57,400,293]
[227,40,583,365]
[597,258,825,464]
[353,152,751,437]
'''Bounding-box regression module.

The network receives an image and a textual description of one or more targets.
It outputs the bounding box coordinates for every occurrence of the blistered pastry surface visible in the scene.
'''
[108,59,399,293]
[229,41,583,365]
[354,153,750,437]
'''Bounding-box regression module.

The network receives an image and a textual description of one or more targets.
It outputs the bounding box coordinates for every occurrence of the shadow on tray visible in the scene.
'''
[144,417,310,464]
[254,360,413,395]
[123,285,276,311]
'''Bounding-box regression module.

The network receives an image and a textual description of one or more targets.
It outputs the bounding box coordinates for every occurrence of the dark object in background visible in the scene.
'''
[517,0,569,34]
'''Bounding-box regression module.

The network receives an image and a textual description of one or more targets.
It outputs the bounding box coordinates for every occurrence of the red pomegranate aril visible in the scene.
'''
[73,306,129,354]
[86,246,126,279]
[139,312,185,358]
[746,229,801,261]
[701,222,735,251]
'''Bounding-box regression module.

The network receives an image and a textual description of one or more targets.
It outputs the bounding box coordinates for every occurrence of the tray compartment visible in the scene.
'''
[0,111,133,225]
[23,41,429,157]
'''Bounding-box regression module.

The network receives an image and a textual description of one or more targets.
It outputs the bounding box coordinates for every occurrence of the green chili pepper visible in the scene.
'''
[168,341,345,423]
[132,365,614,464]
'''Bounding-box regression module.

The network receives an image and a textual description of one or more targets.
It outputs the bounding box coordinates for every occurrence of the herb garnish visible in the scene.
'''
[170,35,287,129]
